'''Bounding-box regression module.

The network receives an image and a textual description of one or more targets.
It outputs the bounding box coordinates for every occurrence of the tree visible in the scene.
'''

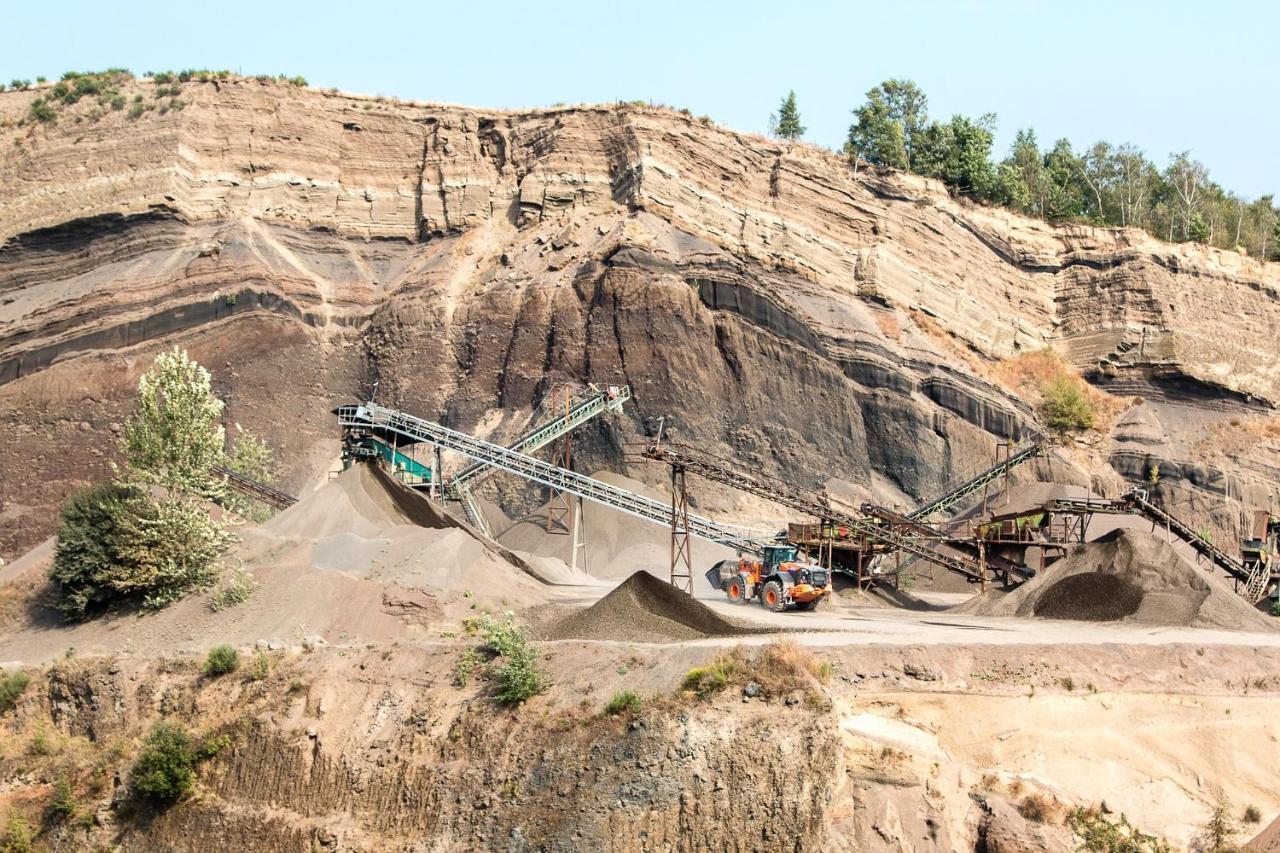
[1165,151,1210,242]
[49,482,143,619]
[846,79,930,171]
[1043,138,1088,223]
[847,87,907,169]
[50,349,232,618]
[769,90,805,141]
[1078,141,1118,223]
[122,347,225,499]
[1247,195,1276,259]
[915,114,998,198]
[1004,129,1050,216]
[1113,144,1156,229]
[880,79,929,169]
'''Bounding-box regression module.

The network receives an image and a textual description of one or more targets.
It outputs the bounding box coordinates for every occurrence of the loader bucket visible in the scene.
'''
[705,564,728,592]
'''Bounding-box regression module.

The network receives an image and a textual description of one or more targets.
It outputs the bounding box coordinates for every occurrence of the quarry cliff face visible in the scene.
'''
[2,78,1279,556]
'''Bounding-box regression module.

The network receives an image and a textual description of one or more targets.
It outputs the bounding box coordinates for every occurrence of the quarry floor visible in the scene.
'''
[549,580,1280,650]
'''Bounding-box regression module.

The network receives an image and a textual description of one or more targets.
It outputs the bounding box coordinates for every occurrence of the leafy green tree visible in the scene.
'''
[1004,129,1050,216]
[123,347,226,500]
[1165,151,1210,242]
[112,495,227,608]
[1044,138,1088,223]
[51,350,232,618]
[769,90,805,141]
[923,114,998,198]
[847,86,908,169]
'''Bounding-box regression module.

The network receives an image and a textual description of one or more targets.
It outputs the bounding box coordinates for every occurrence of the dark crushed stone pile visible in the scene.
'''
[957,528,1278,632]
[544,570,759,643]
[1032,573,1143,621]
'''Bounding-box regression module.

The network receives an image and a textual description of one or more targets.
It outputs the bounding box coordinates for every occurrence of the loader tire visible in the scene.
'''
[726,576,748,603]
[762,580,787,613]
[794,599,818,611]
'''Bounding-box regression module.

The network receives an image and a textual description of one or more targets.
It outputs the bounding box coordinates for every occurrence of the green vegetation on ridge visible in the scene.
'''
[841,79,1278,260]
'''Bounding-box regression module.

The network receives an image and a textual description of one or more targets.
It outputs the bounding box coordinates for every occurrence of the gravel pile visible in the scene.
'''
[958,529,1277,631]
[544,570,756,643]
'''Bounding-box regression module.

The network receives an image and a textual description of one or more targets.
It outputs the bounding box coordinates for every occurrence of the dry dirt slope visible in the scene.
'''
[2,77,1280,563]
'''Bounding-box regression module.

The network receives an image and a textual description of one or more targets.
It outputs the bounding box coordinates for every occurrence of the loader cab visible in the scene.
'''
[761,545,799,574]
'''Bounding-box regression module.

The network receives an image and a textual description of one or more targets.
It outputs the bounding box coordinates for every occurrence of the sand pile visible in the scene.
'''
[247,465,549,603]
[544,570,756,643]
[958,529,1277,631]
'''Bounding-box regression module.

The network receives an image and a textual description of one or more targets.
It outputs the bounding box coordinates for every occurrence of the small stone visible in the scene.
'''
[743,681,762,698]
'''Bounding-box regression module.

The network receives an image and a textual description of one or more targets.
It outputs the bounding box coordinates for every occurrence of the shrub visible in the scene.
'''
[46,775,76,820]
[1,812,32,853]
[1020,793,1053,823]
[0,671,29,715]
[754,640,830,695]
[210,565,256,611]
[127,103,144,119]
[204,645,239,677]
[464,614,548,704]
[1243,804,1262,824]
[153,71,174,84]
[36,76,46,84]
[681,654,742,698]
[244,651,269,682]
[51,483,226,617]
[604,690,642,716]
[1040,374,1095,437]
[1270,600,1280,617]
[27,98,55,124]
[1068,807,1171,852]
[453,648,484,687]
[129,722,226,804]
[1197,800,1240,853]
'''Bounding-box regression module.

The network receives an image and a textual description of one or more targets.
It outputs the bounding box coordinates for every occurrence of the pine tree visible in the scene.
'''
[770,91,805,141]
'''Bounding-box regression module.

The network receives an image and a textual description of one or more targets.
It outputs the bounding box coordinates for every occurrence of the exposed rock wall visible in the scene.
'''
[2,79,1279,555]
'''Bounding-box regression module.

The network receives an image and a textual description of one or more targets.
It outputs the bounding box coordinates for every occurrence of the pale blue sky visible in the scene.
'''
[3,0,1276,198]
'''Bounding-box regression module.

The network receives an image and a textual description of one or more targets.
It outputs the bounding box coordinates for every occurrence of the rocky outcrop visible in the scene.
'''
[1,79,1278,556]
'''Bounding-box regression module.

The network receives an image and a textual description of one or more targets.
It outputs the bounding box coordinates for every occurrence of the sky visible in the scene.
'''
[3,0,1276,199]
